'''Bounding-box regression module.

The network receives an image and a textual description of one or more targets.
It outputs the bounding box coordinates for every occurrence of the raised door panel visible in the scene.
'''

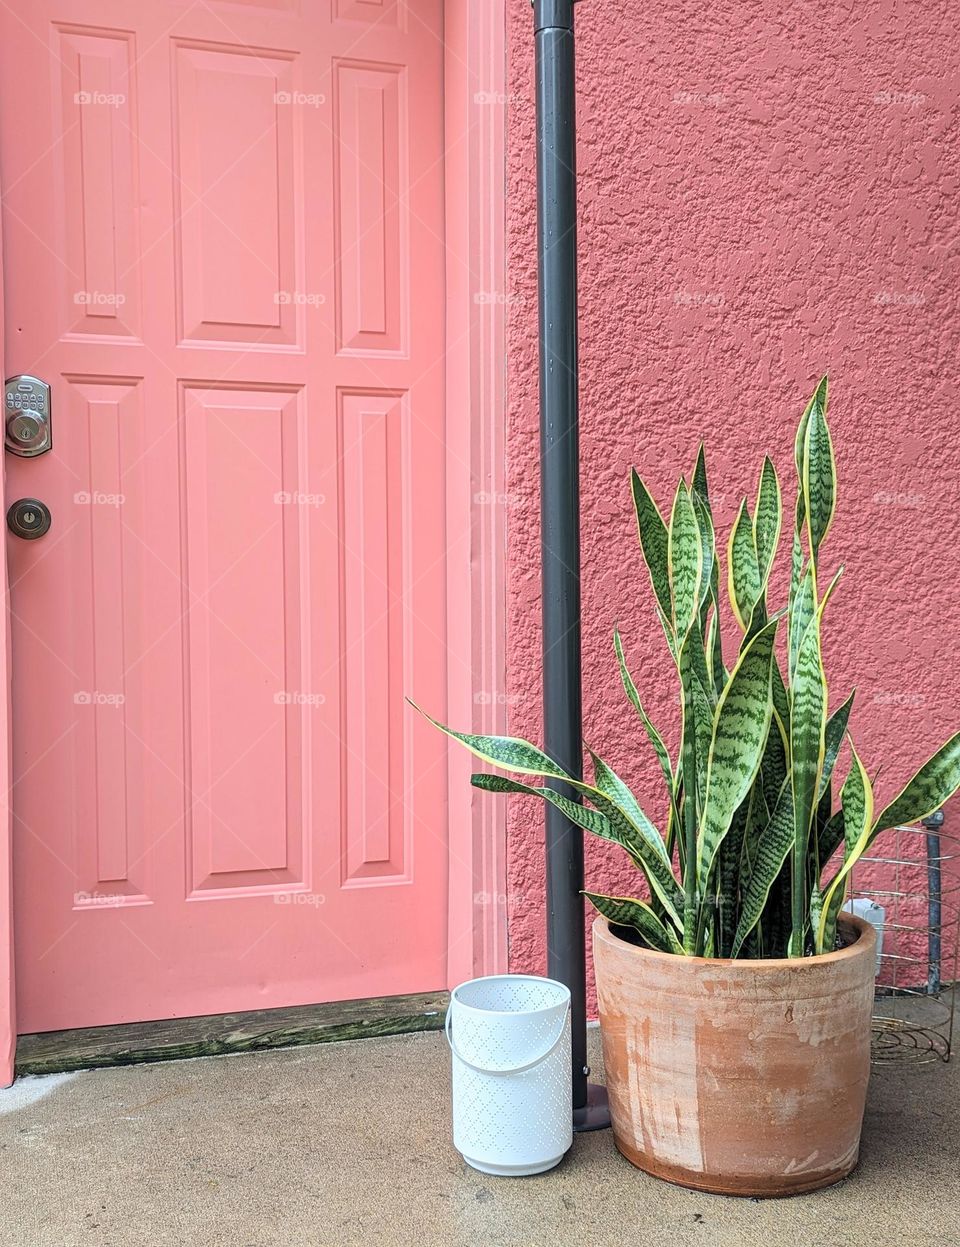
[64,377,150,906]
[54,26,141,341]
[173,42,300,348]
[333,61,406,356]
[338,389,409,885]
[180,383,307,894]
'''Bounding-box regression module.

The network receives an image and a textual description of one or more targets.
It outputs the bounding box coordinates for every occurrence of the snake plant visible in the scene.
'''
[415,378,960,958]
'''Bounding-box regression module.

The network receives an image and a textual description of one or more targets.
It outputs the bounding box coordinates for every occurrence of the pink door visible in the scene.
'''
[0,0,450,1032]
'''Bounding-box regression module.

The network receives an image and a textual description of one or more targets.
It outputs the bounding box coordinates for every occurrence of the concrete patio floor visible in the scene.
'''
[0,1028,955,1247]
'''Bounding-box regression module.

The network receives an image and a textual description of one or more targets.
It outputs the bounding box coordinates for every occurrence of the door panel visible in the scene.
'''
[0,0,449,1032]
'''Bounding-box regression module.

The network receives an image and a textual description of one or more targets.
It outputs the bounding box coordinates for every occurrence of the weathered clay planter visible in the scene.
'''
[593,912,876,1197]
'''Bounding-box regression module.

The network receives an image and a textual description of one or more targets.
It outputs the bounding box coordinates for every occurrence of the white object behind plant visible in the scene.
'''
[843,897,885,975]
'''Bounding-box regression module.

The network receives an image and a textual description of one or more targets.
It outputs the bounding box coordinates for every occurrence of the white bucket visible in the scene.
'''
[446,974,572,1176]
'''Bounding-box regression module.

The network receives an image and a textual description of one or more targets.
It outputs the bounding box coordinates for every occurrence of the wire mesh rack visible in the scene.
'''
[846,812,958,1066]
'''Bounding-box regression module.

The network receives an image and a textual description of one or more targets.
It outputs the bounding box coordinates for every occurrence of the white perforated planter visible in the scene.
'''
[445,974,572,1176]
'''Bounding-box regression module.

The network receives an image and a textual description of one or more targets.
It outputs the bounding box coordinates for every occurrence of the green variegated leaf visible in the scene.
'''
[589,750,672,870]
[818,807,845,868]
[572,790,680,920]
[631,470,673,624]
[679,627,713,821]
[754,456,782,585]
[409,701,569,778]
[763,861,792,960]
[871,732,960,838]
[690,675,714,817]
[741,582,770,649]
[614,627,673,797]
[821,883,850,955]
[789,526,804,618]
[573,780,683,926]
[789,565,816,682]
[808,786,830,884]
[809,883,824,943]
[816,741,873,953]
[740,781,770,879]
[819,690,855,798]
[471,772,683,930]
[727,499,761,632]
[761,713,789,814]
[791,564,842,684]
[693,445,724,675]
[655,603,679,662]
[789,602,828,955]
[731,783,794,957]
[686,612,713,704]
[669,480,703,638]
[718,791,752,957]
[692,443,711,515]
[677,631,703,950]
[696,616,778,888]
[706,598,728,697]
[802,376,836,554]
[693,491,715,612]
[471,772,609,838]
[771,656,791,737]
[585,892,684,955]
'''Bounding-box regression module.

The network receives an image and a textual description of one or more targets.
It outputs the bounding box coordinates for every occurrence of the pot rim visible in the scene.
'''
[449,973,571,1018]
[592,911,876,969]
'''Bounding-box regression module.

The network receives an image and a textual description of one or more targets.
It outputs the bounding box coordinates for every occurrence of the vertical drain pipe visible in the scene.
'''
[533,0,609,1131]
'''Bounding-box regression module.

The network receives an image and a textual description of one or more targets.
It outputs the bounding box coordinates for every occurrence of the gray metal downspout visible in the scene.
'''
[532,0,609,1130]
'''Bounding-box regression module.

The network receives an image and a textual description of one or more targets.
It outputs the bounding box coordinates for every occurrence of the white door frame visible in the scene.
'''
[444,0,510,988]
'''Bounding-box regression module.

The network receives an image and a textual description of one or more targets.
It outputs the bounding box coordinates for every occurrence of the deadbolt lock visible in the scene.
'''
[4,375,52,457]
[7,498,52,540]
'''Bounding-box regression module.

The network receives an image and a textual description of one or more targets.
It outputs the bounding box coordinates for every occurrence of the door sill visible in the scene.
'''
[15,990,449,1076]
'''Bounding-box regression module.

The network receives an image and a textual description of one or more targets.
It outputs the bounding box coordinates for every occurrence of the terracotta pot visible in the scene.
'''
[593,912,876,1197]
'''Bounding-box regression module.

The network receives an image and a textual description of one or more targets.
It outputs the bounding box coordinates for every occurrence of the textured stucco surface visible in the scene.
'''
[501,0,960,998]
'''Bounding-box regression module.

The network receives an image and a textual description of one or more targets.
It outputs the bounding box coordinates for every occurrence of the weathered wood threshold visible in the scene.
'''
[15,990,449,1076]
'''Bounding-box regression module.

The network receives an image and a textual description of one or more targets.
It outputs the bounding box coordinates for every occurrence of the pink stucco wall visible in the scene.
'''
[501,0,960,1001]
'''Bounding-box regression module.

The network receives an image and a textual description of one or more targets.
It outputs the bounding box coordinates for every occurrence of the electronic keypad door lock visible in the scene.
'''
[4,375,52,457]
